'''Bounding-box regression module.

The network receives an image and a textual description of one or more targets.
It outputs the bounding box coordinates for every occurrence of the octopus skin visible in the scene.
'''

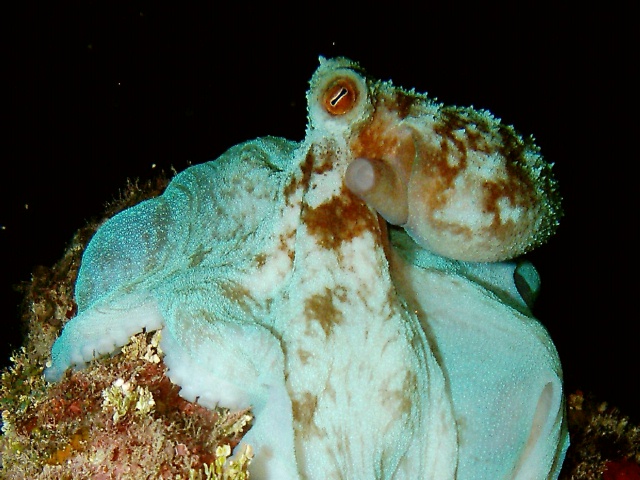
[46,57,568,479]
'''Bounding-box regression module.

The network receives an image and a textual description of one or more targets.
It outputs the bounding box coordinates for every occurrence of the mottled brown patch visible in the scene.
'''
[303,287,345,337]
[378,370,416,423]
[413,134,462,209]
[296,348,312,365]
[384,285,400,322]
[468,125,537,235]
[312,148,335,175]
[430,106,507,171]
[410,133,476,241]
[398,371,418,416]
[291,392,321,438]
[390,91,418,119]
[496,128,537,203]
[484,180,517,219]
[283,175,297,202]
[350,109,416,182]
[414,106,541,241]
[302,186,380,250]
[435,219,475,239]
[481,178,536,240]
[188,244,212,268]
[219,281,256,316]
[283,150,314,205]
[278,230,295,262]
[496,123,527,163]
[432,108,471,167]
[464,125,494,154]
[253,253,267,268]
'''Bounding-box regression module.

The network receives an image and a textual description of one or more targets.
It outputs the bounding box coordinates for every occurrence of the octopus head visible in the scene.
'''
[308,57,562,262]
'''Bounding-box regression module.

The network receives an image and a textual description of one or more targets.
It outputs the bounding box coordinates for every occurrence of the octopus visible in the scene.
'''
[45,57,569,479]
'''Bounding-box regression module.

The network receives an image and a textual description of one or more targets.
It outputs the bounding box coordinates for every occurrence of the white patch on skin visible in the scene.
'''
[241,204,299,299]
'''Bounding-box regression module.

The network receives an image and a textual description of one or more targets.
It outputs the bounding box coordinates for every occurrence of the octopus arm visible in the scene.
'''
[45,137,296,380]
[157,277,300,478]
[390,249,569,480]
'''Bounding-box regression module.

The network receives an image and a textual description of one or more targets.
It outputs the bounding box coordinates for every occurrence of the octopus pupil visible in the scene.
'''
[330,87,349,107]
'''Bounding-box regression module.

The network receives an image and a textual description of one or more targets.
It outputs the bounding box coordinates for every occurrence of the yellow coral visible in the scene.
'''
[101,378,155,423]
[209,443,254,479]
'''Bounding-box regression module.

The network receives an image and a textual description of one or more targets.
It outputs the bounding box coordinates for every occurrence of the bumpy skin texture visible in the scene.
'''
[46,57,568,479]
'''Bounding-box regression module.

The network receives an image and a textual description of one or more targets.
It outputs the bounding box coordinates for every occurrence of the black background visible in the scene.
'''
[3,3,638,421]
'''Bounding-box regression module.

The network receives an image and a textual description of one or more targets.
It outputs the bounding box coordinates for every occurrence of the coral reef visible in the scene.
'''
[563,391,639,479]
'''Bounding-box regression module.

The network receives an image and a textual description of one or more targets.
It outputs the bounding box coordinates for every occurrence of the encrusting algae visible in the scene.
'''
[1,173,638,479]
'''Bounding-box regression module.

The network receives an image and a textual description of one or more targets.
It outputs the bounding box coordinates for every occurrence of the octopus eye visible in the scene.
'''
[322,77,358,115]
